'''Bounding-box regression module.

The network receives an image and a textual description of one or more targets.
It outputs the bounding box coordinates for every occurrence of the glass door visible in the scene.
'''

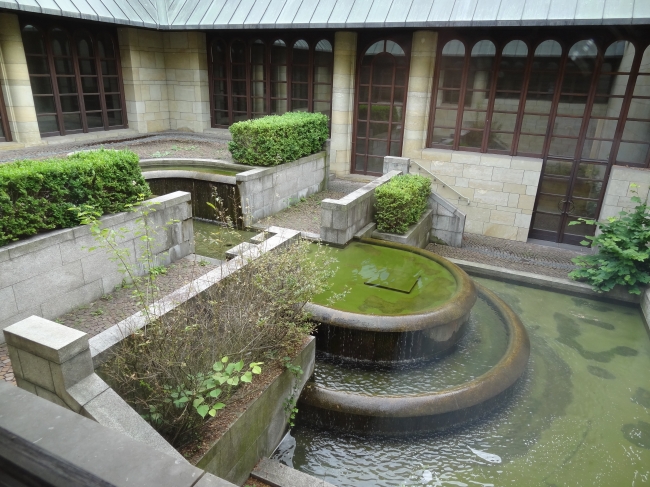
[353,39,409,175]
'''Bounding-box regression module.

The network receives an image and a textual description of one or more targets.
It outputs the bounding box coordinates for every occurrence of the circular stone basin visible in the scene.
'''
[305,239,477,363]
[299,284,531,435]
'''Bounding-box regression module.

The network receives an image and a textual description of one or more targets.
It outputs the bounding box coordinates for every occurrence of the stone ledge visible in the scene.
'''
[372,210,433,249]
[252,457,336,487]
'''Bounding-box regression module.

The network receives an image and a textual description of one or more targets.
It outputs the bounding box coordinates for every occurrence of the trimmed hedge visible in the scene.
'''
[229,112,329,166]
[374,174,431,234]
[0,149,151,246]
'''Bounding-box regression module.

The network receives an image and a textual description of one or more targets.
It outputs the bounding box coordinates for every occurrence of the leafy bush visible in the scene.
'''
[102,238,339,447]
[0,149,150,246]
[569,190,650,295]
[229,112,329,166]
[374,174,431,234]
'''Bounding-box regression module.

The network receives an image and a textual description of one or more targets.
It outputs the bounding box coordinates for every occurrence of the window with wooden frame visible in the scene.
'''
[0,83,10,142]
[21,22,126,137]
[208,35,333,128]
[427,31,650,167]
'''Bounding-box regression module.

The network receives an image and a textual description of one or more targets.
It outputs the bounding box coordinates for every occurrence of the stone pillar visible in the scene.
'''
[4,316,93,411]
[0,13,41,144]
[330,31,357,177]
[4,315,186,461]
[164,31,210,133]
[118,27,170,134]
[402,31,438,160]
[383,155,410,175]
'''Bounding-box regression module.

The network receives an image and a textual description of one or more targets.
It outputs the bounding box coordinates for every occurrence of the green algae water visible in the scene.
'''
[193,220,257,260]
[310,242,457,315]
[279,277,650,486]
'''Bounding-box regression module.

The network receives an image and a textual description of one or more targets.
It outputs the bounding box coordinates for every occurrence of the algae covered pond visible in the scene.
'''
[279,277,650,486]
[193,220,257,260]
[310,242,457,316]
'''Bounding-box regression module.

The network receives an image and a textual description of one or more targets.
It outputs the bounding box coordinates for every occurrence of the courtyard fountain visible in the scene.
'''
[299,238,530,434]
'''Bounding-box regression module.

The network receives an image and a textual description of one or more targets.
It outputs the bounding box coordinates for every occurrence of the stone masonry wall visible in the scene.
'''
[600,166,650,220]
[237,150,328,226]
[403,148,542,241]
[118,27,210,134]
[0,13,41,146]
[0,192,194,342]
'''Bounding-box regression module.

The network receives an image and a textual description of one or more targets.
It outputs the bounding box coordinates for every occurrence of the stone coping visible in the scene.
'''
[320,170,398,211]
[300,284,530,420]
[304,238,477,333]
[235,151,326,183]
[142,170,237,185]
[450,258,640,304]
[139,158,252,172]
[252,457,336,487]
[0,191,191,259]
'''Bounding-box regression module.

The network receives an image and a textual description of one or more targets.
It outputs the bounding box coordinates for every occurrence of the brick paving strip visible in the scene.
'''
[0,256,218,385]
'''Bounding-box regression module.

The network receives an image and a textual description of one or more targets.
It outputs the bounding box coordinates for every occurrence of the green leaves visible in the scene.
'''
[228,112,329,166]
[375,175,432,234]
[569,189,650,295]
[187,357,264,420]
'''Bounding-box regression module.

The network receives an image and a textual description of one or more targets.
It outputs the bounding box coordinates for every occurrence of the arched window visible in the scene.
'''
[21,24,125,136]
[459,40,496,149]
[211,39,229,126]
[517,40,562,156]
[430,40,465,146]
[208,35,334,127]
[250,40,266,118]
[354,39,409,174]
[313,40,333,119]
[617,44,650,166]
[547,40,599,158]
[489,40,528,152]
[271,40,287,115]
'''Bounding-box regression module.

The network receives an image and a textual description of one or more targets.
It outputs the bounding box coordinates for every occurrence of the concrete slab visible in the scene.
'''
[252,458,337,487]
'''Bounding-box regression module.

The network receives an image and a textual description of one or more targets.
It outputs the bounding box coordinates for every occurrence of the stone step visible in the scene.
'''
[252,458,336,487]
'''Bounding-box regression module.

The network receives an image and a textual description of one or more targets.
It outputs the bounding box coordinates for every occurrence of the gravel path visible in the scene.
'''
[257,179,366,234]
[0,256,218,385]
[427,233,582,279]
[0,132,232,163]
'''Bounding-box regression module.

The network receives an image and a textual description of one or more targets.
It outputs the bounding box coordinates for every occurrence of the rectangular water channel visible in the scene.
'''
[277,277,650,486]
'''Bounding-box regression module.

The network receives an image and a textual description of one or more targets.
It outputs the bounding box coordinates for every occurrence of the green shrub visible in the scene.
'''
[569,189,650,295]
[0,149,150,246]
[374,174,431,234]
[228,112,329,166]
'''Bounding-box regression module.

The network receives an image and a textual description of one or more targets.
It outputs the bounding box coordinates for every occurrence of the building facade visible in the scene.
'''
[0,0,648,246]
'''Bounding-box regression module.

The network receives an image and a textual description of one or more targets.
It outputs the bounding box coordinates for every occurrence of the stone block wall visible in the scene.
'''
[0,13,41,145]
[428,192,466,247]
[0,192,194,342]
[118,27,210,134]
[237,150,328,226]
[320,170,401,246]
[403,148,542,242]
[600,166,650,220]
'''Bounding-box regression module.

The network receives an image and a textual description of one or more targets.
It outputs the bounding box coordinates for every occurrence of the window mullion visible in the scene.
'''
[454,44,471,150]
[45,29,65,136]
[511,45,534,156]
[71,32,88,133]
[482,45,502,153]
[542,47,569,159]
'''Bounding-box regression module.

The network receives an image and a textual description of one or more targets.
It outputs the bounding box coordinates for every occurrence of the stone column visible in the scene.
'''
[402,31,438,161]
[164,31,211,133]
[329,31,357,177]
[0,13,41,144]
[118,27,170,134]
